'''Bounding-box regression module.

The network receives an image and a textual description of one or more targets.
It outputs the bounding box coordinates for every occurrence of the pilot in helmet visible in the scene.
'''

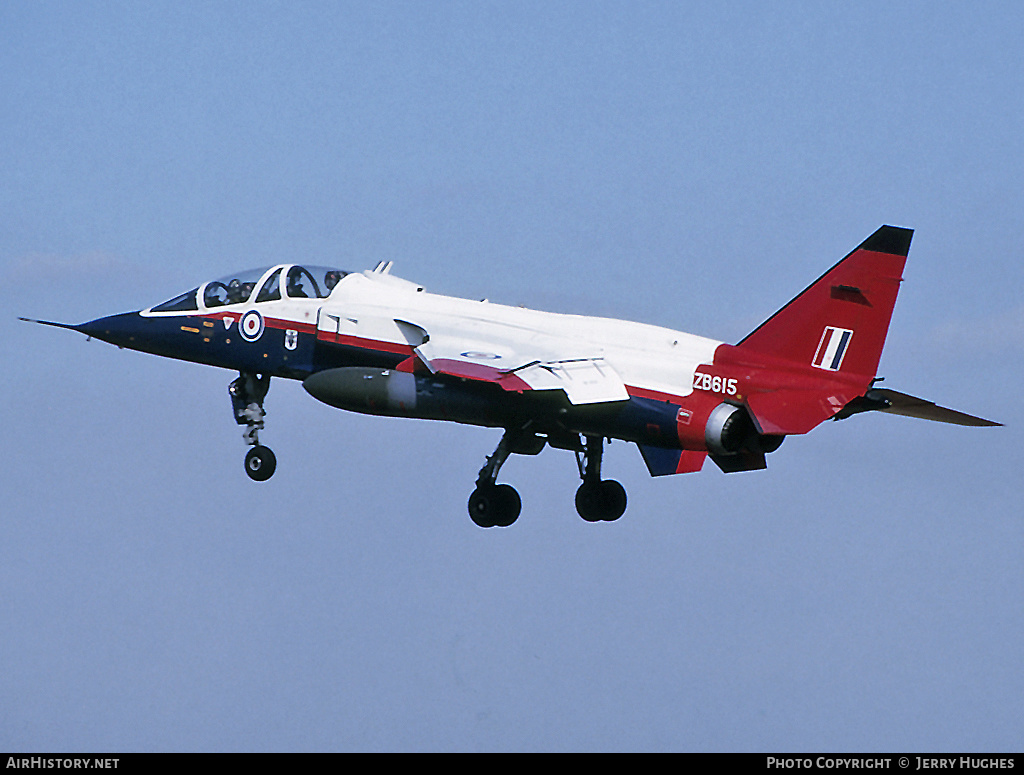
[286,267,308,298]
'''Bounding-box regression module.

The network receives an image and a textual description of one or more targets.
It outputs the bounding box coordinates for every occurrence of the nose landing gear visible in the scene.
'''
[230,373,276,481]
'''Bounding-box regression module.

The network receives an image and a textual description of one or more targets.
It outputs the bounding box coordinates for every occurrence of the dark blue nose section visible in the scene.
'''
[23,311,236,369]
[21,312,154,350]
[76,312,149,348]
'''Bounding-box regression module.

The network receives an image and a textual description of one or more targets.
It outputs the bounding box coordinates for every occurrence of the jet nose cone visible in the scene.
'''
[77,311,147,347]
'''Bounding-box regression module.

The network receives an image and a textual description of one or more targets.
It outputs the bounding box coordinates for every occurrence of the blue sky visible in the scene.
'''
[2,1,1021,752]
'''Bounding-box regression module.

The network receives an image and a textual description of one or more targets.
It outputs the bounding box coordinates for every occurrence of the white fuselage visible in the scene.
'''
[319,270,723,403]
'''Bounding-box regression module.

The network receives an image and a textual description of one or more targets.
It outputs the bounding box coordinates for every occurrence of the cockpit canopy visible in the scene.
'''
[149,265,348,313]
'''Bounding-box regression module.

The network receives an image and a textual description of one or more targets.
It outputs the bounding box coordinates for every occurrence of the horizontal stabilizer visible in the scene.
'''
[853,388,1001,427]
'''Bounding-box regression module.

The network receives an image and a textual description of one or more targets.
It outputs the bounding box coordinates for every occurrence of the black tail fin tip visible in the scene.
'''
[859,225,914,257]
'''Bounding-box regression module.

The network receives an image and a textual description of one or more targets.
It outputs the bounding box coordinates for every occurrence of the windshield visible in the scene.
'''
[151,288,199,313]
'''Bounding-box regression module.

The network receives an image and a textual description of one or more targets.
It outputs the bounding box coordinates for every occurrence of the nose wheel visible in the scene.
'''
[244,445,277,481]
[230,373,276,481]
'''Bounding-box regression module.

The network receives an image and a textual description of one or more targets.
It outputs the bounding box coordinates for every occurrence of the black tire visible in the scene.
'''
[490,484,522,527]
[575,482,605,522]
[468,485,495,527]
[599,479,627,521]
[244,445,277,481]
[468,483,521,528]
[576,479,627,522]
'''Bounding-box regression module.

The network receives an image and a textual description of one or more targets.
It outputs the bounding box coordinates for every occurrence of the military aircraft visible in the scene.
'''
[24,225,999,527]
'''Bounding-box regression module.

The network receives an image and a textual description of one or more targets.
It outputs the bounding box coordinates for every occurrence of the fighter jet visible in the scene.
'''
[24,226,999,527]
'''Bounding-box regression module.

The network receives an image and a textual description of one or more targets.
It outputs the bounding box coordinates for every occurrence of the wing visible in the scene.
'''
[409,318,630,405]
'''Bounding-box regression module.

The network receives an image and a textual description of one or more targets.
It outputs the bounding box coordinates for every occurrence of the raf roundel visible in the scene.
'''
[460,351,501,360]
[239,310,264,342]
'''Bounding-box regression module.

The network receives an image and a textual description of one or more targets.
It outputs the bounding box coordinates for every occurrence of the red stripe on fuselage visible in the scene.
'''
[326,332,414,356]
[201,311,319,335]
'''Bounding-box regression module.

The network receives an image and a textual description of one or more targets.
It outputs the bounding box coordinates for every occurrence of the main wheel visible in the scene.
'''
[468,483,521,528]
[244,445,277,481]
[598,479,627,521]
[575,481,606,522]
[575,479,627,522]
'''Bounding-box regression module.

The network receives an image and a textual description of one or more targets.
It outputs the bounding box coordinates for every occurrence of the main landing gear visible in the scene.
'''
[467,431,627,527]
[468,430,523,528]
[230,373,276,481]
[574,435,627,523]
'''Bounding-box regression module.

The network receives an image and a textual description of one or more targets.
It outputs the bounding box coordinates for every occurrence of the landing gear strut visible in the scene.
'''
[466,430,627,527]
[468,430,528,528]
[574,435,627,522]
[229,373,276,481]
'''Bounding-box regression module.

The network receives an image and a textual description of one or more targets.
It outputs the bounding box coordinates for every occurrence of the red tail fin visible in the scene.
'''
[736,225,912,380]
